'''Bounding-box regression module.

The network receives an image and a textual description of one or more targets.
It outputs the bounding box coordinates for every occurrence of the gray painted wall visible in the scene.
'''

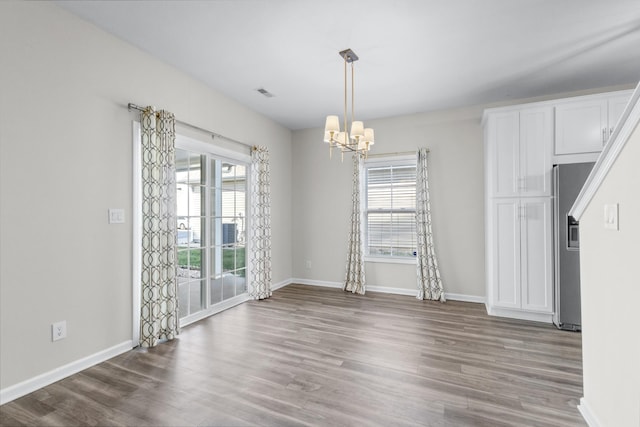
[0,2,292,389]
[292,107,486,298]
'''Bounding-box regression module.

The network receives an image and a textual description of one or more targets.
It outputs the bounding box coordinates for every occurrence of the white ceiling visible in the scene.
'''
[56,0,640,130]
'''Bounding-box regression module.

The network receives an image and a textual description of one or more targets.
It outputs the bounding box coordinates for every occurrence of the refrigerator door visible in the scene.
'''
[553,162,594,331]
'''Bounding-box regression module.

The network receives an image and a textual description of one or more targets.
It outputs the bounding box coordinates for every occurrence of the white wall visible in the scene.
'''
[292,107,486,298]
[578,121,640,427]
[0,2,292,390]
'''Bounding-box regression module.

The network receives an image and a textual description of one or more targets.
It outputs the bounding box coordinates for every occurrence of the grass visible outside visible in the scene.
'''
[177,247,201,269]
[178,246,245,276]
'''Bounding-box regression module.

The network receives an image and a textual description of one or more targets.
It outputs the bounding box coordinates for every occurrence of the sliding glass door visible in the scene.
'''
[175,147,247,321]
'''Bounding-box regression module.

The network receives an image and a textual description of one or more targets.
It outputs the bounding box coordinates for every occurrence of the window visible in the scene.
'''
[364,157,417,259]
[175,141,248,322]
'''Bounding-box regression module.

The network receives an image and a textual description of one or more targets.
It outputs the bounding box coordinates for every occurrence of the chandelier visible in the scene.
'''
[324,48,374,160]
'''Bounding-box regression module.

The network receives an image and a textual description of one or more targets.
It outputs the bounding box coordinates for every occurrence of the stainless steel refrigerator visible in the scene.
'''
[552,162,594,331]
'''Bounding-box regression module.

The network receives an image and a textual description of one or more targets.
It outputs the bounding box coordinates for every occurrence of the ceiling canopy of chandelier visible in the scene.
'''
[323,48,374,160]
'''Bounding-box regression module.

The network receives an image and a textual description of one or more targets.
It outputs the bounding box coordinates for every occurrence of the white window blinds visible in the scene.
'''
[365,161,417,258]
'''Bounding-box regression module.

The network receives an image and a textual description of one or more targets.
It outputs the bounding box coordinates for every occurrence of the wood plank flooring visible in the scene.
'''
[0,284,585,426]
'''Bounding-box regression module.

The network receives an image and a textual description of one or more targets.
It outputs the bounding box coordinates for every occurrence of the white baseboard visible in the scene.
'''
[289,278,484,303]
[578,397,602,427]
[292,278,343,289]
[368,285,417,296]
[0,340,133,405]
[486,304,553,323]
[444,293,486,304]
[271,278,293,291]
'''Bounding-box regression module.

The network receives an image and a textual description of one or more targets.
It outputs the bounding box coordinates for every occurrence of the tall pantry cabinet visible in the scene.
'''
[484,106,554,322]
[483,89,632,323]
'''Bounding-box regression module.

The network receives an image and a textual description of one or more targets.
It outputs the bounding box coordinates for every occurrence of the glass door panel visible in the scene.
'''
[176,149,207,319]
[176,149,248,321]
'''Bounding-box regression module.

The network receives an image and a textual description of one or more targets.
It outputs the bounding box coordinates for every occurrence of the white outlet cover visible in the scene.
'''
[52,320,67,341]
[108,208,125,224]
[604,204,619,230]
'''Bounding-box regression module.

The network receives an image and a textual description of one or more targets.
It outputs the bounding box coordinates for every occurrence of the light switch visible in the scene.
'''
[108,208,125,224]
[604,204,618,230]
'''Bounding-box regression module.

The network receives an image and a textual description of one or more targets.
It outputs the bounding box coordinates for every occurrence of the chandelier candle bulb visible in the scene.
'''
[325,115,340,133]
[363,128,375,145]
[350,121,364,139]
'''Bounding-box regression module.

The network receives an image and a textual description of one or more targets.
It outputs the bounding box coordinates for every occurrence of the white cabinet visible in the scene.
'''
[484,105,554,322]
[609,94,632,131]
[520,107,554,197]
[555,92,632,156]
[519,198,553,312]
[486,106,553,198]
[489,198,553,315]
[490,199,519,309]
[484,89,631,323]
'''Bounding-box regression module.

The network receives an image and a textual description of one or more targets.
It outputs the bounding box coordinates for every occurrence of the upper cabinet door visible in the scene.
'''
[555,99,608,155]
[488,111,520,197]
[608,94,632,135]
[486,108,552,198]
[520,107,553,196]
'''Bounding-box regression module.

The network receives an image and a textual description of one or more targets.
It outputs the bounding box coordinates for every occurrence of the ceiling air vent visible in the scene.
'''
[256,88,275,98]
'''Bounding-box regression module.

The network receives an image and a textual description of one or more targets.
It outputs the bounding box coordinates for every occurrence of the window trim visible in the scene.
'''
[362,154,417,263]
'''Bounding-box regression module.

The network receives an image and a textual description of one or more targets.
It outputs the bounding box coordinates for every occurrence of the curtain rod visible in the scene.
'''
[127,103,254,150]
[365,150,427,158]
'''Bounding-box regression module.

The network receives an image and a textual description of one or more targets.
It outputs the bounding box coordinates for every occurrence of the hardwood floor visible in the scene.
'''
[0,284,585,426]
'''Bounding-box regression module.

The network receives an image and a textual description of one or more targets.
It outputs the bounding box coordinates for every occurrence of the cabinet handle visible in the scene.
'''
[602,128,607,144]
[517,205,526,219]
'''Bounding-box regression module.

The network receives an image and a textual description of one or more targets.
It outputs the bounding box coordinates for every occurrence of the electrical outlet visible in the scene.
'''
[52,321,67,342]
[305,260,312,269]
[108,208,125,224]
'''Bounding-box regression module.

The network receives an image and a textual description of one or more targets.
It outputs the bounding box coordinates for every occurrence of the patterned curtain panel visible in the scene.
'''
[249,146,272,300]
[416,148,445,301]
[344,154,366,295]
[139,107,180,347]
